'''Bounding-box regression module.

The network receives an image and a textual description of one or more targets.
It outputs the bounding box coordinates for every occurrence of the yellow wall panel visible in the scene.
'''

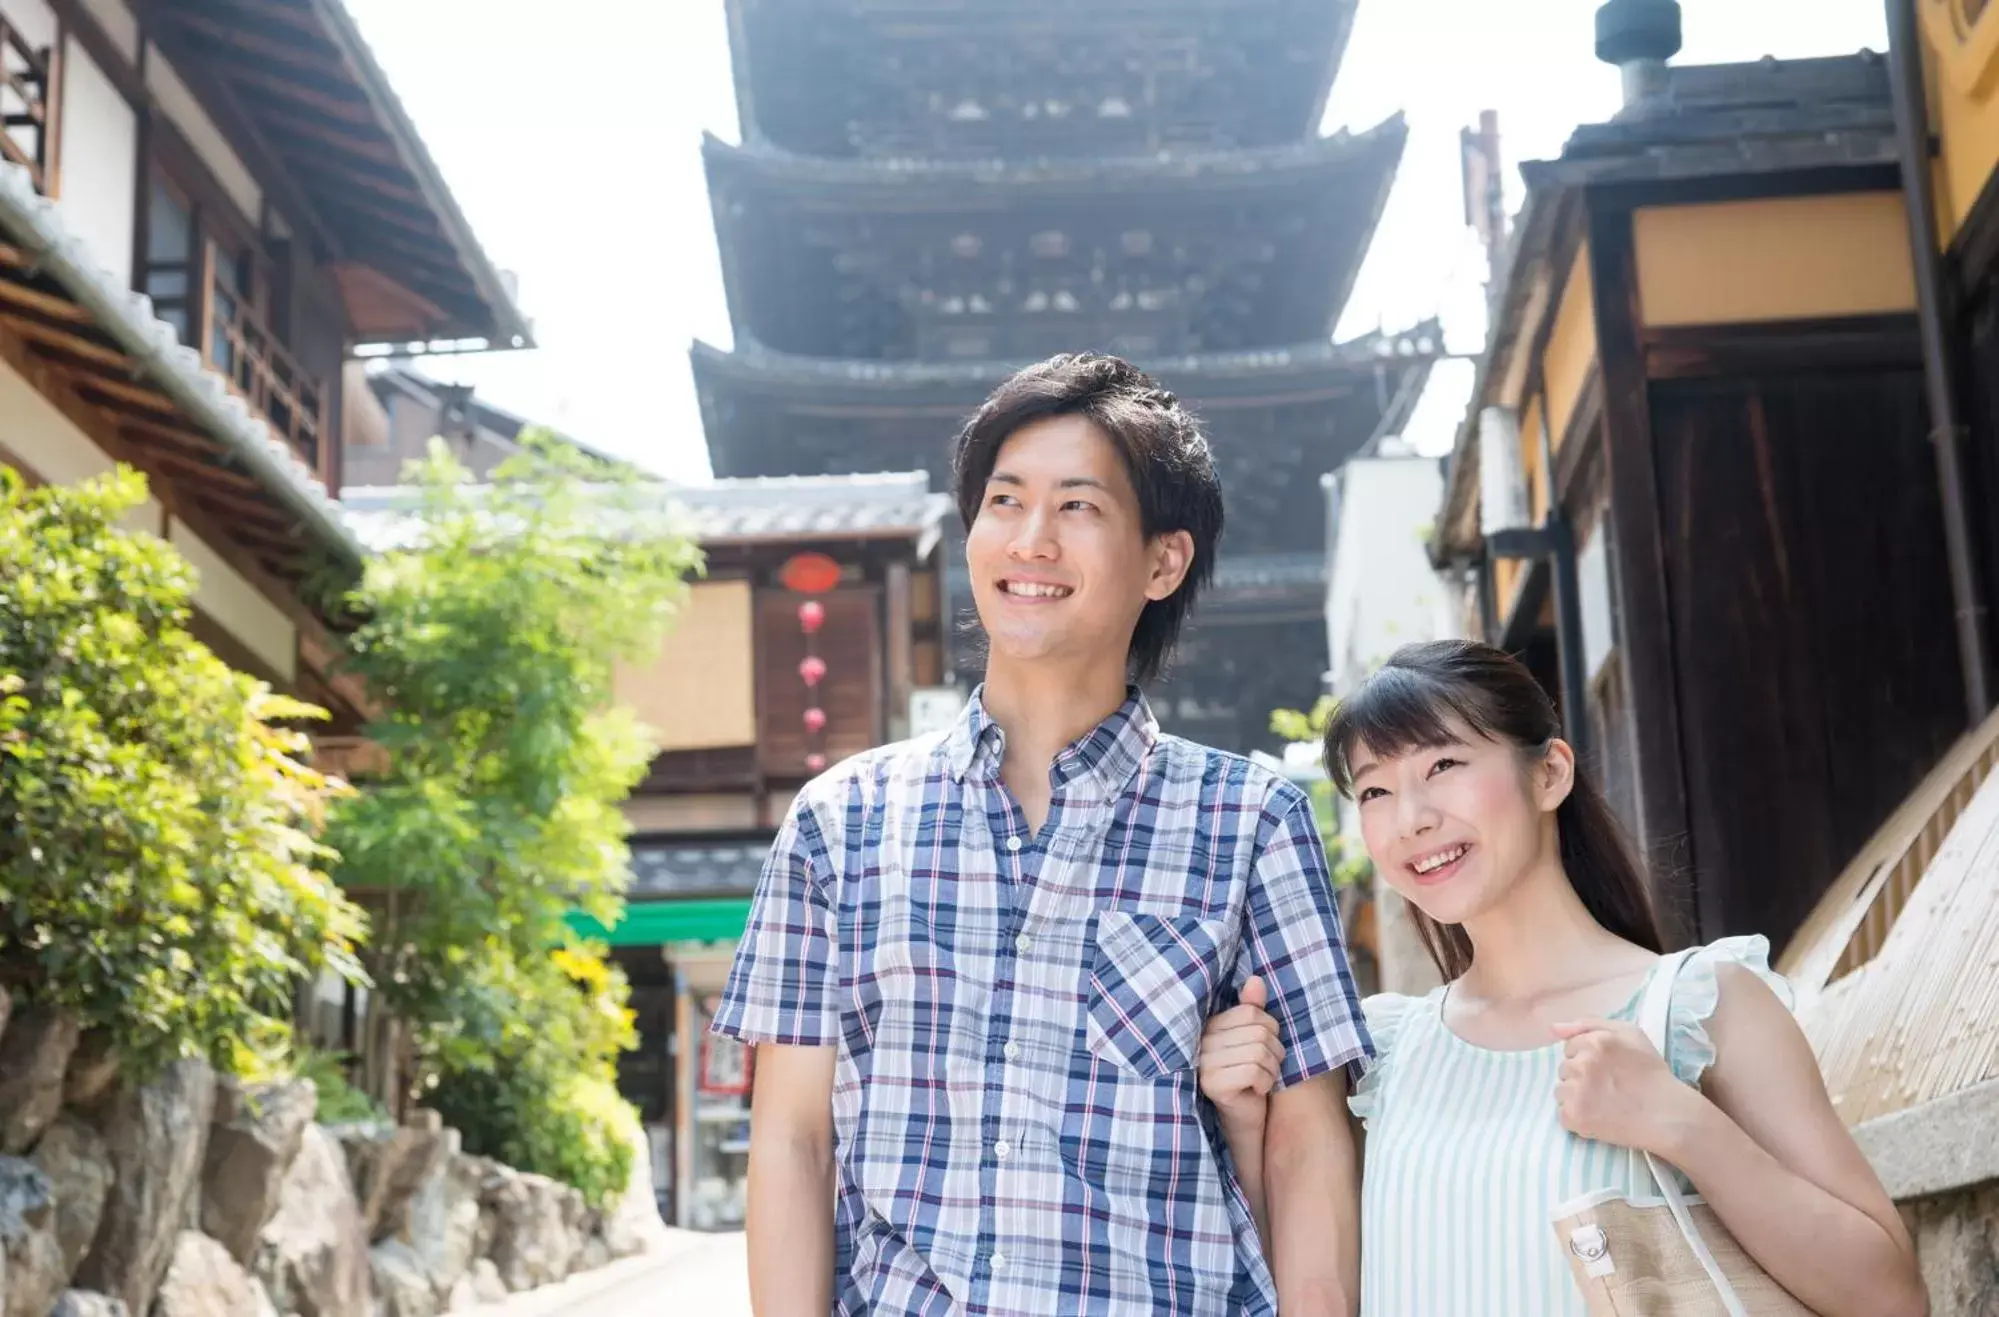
[1545,245,1597,449]
[615,580,757,752]
[1634,195,1917,328]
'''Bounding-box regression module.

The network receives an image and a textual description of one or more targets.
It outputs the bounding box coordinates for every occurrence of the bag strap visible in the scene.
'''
[1629,949,1749,1317]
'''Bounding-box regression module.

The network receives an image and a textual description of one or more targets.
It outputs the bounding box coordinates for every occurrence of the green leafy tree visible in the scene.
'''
[1270,697,1373,889]
[325,434,699,1203]
[0,467,366,1078]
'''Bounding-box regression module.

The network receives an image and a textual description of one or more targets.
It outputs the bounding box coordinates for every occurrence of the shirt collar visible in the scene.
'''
[945,684,1159,800]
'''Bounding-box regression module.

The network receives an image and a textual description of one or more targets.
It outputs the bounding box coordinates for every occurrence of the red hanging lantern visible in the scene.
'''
[804,752,828,773]
[803,706,827,734]
[798,655,827,687]
[797,600,826,633]
[779,551,842,595]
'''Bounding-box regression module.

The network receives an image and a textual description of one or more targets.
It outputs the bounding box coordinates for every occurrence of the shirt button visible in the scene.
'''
[1014,933,1032,955]
[991,1253,1008,1272]
[993,1139,1011,1160]
[1003,1041,1021,1062]
[1005,834,1023,852]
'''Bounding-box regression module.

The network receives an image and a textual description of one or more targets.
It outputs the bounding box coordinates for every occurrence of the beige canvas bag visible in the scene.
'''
[1549,949,1816,1316]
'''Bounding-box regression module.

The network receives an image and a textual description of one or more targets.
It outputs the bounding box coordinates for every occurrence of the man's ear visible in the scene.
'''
[1146,530,1196,602]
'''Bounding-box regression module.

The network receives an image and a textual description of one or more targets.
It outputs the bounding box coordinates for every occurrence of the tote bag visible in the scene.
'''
[1549,949,1816,1316]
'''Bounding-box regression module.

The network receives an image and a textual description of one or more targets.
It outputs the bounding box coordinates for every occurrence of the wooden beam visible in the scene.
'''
[0,269,100,326]
[0,313,135,371]
[1642,315,1925,381]
[280,150,430,209]
[215,63,375,127]
[192,0,331,41]
[289,184,447,247]
[249,103,406,172]
[1586,196,1696,945]
[71,372,181,416]
[147,8,347,82]
[138,444,265,495]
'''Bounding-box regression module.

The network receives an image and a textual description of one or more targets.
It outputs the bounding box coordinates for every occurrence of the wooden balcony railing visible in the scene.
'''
[203,253,329,477]
[0,17,59,195]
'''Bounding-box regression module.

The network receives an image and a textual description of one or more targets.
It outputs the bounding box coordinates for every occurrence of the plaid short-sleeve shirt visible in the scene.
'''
[712,688,1372,1316]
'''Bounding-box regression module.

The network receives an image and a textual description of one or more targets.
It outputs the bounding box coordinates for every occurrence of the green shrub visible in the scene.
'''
[0,468,366,1077]
[289,1045,389,1125]
[324,436,690,1200]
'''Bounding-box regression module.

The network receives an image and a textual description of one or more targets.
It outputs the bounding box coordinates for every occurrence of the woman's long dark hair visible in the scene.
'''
[1323,640,1664,981]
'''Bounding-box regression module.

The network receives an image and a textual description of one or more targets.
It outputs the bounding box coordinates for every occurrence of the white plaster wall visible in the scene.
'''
[0,358,162,532]
[0,0,58,52]
[1326,455,1455,698]
[56,38,138,288]
[147,51,262,226]
[167,519,298,681]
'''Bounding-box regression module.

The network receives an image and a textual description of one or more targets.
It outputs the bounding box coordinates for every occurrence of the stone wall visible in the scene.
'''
[1854,1079,1999,1316]
[0,1002,664,1317]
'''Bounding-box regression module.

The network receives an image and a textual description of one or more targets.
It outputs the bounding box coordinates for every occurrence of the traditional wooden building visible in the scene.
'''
[692,0,1437,755]
[1438,3,1999,1300]
[1432,40,1972,952]
[0,0,524,730]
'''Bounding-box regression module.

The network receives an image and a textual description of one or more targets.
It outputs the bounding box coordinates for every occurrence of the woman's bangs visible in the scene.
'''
[1325,667,1497,796]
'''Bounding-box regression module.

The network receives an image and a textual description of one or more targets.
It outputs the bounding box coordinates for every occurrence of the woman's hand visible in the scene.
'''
[1551,1017,1705,1157]
[1199,975,1284,1126]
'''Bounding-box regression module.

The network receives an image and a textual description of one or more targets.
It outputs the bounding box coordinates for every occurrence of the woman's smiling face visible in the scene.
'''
[1349,716,1563,927]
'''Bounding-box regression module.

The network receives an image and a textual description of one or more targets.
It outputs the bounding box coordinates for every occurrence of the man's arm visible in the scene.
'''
[746,1044,838,1316]
[708,794,846,1315]
[1264,1072,1360,1317]
[1232,787,1372,1314]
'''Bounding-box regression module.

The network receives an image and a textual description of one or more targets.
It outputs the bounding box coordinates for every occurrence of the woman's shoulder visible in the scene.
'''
[1348,989,1438,1123]
[1663,935,1796,1087]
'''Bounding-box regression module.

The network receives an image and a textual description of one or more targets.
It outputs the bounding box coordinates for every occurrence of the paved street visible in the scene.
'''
[481,1230,751,1317]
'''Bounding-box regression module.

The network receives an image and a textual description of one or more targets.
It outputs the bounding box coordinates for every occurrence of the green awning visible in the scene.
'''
[566,898,753,947]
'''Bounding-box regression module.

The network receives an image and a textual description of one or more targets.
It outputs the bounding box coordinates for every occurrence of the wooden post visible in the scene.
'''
[886,559,914,741]
[41,27,63,200]
[672,971,694,1229]
[194,238,216,369]
[1586,196,1697,945]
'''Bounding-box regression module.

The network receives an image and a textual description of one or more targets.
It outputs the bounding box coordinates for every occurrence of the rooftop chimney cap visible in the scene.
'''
[1595,0,1683,68]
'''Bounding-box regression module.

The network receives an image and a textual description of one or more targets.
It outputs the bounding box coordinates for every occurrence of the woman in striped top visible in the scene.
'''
[1200,642,1924,1316]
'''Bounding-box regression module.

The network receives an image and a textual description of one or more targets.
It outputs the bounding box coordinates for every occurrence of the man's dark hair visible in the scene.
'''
[950,353,1224,687]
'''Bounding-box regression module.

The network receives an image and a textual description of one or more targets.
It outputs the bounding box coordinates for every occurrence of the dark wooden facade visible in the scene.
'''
[1435,55,1989,952]
[692,0,1434,756]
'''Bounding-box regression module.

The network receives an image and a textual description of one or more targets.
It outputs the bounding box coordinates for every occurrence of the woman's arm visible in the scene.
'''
[1198,976,1284,1243]
[1555,967,1926,1317]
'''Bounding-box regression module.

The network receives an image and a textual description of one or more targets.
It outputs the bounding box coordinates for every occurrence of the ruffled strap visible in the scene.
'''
[1347,992,1420,1124]
[1663,935,1795,1089]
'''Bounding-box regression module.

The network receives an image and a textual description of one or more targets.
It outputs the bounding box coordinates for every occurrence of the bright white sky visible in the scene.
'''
[345,0,1889,480]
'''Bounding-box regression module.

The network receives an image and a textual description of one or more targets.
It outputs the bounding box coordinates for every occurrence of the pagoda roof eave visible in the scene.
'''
[691,325,1441,407]
[701,115,1406,202]
[720,0,1362,150]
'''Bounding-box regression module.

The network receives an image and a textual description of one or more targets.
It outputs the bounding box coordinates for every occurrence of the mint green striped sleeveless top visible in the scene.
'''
[1347,937,1788,1316]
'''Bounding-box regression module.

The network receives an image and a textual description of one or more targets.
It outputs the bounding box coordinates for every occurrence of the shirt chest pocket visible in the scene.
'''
[1084,910,1233,1078]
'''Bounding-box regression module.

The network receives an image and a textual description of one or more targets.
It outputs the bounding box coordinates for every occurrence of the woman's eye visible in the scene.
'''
[1357,786,1387,804]
[1429,757,1461,777]
[1062,500,1097,513]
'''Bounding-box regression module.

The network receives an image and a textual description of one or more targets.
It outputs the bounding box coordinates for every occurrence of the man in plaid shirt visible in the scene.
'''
[713,354,1373,1315]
